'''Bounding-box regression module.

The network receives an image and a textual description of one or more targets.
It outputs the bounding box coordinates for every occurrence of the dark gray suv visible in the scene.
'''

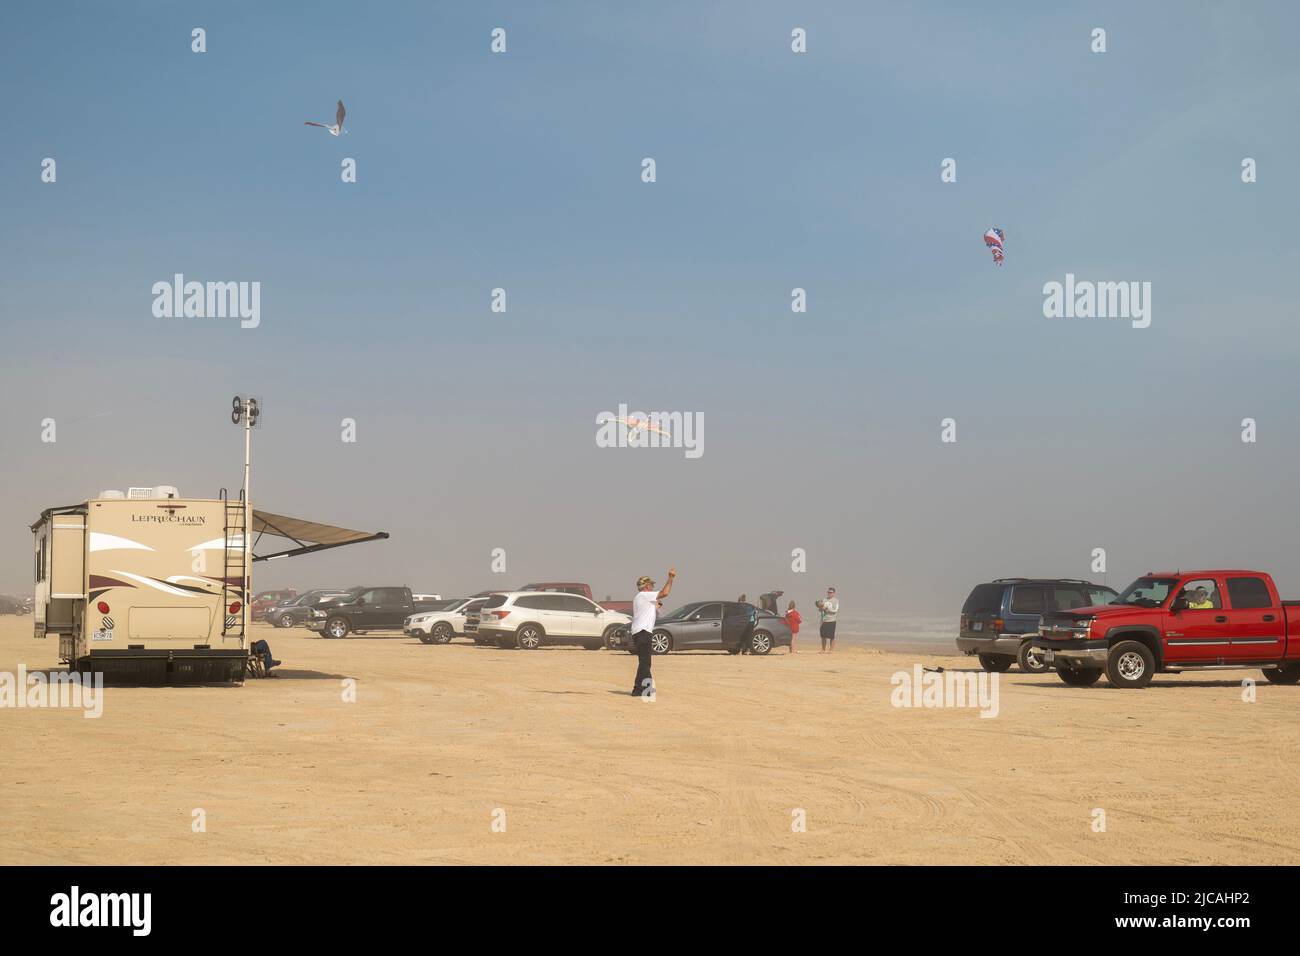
[957,578,1117,673]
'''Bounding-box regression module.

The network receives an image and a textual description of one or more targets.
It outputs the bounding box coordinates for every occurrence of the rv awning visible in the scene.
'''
[250,510,389,562]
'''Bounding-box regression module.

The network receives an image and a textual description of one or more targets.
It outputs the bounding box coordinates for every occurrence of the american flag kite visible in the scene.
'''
[984,227,1005,266]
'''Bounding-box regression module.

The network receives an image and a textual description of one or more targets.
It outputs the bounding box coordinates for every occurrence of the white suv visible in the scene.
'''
[405,597,486,645]
[475,591,630,650]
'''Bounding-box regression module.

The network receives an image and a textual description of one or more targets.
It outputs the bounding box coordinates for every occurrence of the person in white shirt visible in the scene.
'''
[816,586,839,653]
[630,568,676,697]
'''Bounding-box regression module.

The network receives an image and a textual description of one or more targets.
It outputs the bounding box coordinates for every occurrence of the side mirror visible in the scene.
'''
[1171,596,1187,613]
[355,597,366,605]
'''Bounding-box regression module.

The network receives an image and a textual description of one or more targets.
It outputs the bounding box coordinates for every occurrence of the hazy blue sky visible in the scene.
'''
[2,2,1299,613]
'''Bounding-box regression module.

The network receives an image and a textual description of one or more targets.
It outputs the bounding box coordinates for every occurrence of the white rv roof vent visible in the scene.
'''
[155,485,179,499]
[99,489,126,500]
[127,487,155,499]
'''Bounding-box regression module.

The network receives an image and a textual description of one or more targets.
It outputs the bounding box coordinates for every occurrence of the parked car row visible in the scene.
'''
[959,570,1300,689]
[403,591,793,655]
[0,594,33,615]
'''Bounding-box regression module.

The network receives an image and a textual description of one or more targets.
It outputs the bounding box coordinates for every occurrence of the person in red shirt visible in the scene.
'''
[785,600,802,654]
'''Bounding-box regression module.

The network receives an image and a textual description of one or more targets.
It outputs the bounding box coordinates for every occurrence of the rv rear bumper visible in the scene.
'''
[78,648,248,684]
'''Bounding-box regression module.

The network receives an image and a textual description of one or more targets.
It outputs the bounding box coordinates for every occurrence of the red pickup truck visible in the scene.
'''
[518,583,633,615]
[1031,569,1300,689]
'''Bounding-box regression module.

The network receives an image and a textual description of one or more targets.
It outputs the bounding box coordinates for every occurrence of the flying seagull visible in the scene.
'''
[305,99,346,136]
[600,415,671,439]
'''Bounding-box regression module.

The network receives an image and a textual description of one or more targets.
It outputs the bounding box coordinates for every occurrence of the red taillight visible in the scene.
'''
[97,601,110,614]
[229,602,242,614]
[491,610,511,620]
[992,618,1004,632]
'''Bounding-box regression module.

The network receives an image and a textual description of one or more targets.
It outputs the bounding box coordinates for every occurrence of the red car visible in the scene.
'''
[1032,570,1300,688]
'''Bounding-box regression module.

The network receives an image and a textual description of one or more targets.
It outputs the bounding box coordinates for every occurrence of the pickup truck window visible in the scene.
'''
[378,588,407,603]
[1009,586,1045,614]
[1226,576,1273,609]
[1115,577,1177,607]
[1176,578,1221,610]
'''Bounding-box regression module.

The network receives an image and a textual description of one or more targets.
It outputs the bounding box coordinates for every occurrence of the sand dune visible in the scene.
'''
[2,616,1297,865]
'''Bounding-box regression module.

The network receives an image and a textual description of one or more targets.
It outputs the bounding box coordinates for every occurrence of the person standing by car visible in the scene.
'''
[631,569,676,697]
[816,587,839,653]
[785,600,802,654]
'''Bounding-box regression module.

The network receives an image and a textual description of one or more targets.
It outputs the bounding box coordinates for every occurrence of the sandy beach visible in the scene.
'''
[2,615,1298,865]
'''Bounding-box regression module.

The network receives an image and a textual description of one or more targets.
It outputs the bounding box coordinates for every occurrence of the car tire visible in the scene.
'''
[603,625,626,650]
[431,622,453,645]
[275,613,295,628]
[1106,640,1155,689]
[1057,665,1103,687]
[749,630,773,655]
[417,630,435,645]
[977,653,1014,672]
[650,630,672,655]
[324,617,350,639]
[1263,665,1300,685]
[516,625,543,650]
[1017,641,1050,674]
[582,641,603,650]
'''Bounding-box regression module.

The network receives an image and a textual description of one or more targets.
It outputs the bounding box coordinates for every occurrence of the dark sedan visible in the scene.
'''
[265,589,351,628]
[617,601,792,655]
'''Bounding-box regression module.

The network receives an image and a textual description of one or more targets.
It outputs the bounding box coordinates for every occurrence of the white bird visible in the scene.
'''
[304,99,346,136]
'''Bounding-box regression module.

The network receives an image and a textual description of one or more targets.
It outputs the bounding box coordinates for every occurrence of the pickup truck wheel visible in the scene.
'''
[650,631,673,655]
[516,625,543,650]
[324,617,350,639]
[431,622,453,645]
[1017,641,1050,674]
[1056,665,1103,686]
[978,653,1014,672]
[1263,665,1300,685]
[1106,641,1155,689]
[275,613,295,628]
[749,630,773,655]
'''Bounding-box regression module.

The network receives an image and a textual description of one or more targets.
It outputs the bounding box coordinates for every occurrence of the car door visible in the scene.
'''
[680,603,722,648]
[1006,585,1047,635]
[349,589,383,627]
[1224,575,1284,662]
[564,595,604,638]
[722,602,754,649]
[1163,577,1232,663]
[379,588,413,627]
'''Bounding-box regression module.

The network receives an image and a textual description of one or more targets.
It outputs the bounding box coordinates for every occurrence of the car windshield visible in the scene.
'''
[657,603,699,623]
[1113,577,1178,608]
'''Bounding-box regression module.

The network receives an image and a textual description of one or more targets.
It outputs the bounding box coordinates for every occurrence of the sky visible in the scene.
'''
[2,1,1299,613]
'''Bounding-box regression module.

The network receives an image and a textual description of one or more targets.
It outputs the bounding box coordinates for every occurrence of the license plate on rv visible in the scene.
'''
[971,621,983,632]
[92,629,112,642]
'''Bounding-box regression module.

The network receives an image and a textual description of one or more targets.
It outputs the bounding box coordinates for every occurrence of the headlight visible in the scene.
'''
[312,609,326,618]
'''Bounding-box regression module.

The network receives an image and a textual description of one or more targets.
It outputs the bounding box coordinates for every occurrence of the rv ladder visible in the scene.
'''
[221,493,248,641]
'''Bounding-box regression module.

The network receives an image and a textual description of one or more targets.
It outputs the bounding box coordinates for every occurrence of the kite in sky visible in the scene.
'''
[305,99,346,136]
[984,227,1005,266]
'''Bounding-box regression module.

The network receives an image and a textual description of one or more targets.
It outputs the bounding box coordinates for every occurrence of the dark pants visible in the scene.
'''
[820,621,837,641]
[250,639,278,671]
[631,630,654,696]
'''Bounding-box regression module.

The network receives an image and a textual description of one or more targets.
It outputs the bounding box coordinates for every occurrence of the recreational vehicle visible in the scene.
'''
[31,485,387,683]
